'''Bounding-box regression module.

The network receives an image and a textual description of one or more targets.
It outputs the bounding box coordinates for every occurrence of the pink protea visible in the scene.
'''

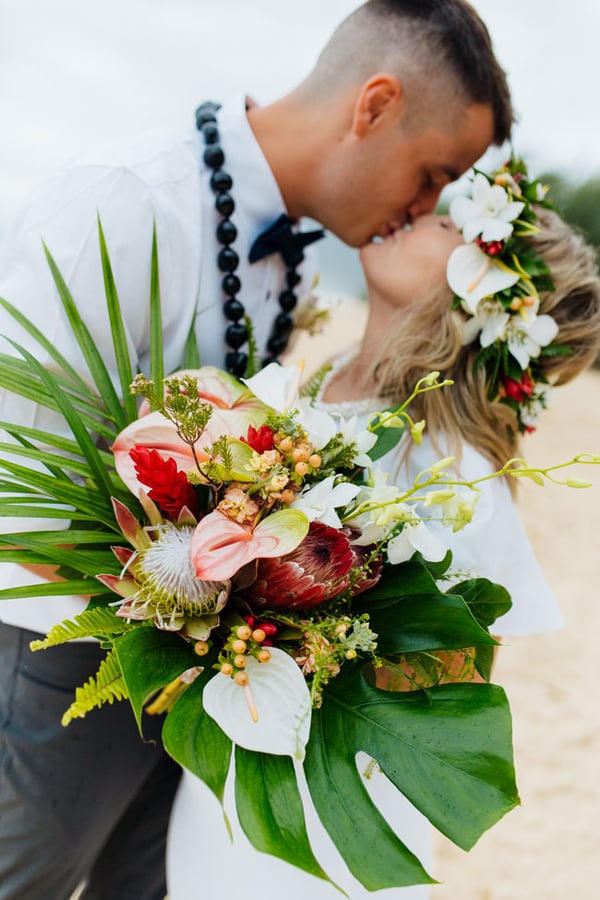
[243,521,358,611]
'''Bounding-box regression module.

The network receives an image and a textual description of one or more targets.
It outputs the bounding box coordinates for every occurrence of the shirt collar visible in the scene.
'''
[217,95,287,238]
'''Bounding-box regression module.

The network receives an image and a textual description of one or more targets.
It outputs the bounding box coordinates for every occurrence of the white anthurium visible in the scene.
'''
[450,173,525,243]
[462,297,510,348]
[242,362,302,412]
[291,475,361,529]
[335,413,378,466]
[387,518,448,565]
[505,301,559,369]
[447,244,520,312]
[202,648,312,760]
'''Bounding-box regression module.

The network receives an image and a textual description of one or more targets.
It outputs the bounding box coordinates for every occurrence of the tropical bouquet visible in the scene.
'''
[2,226,590,891]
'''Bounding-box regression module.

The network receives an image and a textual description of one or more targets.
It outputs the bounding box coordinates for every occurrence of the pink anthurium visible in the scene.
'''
[191,508,309,581]
[112,411,209,496]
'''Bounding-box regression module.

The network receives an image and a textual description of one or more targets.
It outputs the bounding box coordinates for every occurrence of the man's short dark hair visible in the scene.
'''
[365,0,513,144]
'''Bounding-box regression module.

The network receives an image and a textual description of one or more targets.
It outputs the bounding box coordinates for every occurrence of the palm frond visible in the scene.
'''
[97,218,138,423]
[149,222,165,403]
[43,243,126,429]
[3,339,115,504]
[183,314,201,368]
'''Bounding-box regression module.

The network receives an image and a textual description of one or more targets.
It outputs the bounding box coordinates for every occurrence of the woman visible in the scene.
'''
[166,162,600,898]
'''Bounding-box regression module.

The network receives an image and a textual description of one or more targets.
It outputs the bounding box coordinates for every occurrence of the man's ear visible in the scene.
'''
[352,74,404,137]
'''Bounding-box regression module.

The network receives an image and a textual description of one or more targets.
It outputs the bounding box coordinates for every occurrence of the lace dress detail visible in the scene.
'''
[312,352,383,417]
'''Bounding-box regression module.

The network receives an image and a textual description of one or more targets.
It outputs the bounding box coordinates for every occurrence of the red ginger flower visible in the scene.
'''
[242,521,380,612]
[129,446,197,519]
[241,424,275,453]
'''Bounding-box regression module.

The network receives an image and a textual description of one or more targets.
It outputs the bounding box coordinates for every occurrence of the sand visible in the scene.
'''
[289,300,600,900]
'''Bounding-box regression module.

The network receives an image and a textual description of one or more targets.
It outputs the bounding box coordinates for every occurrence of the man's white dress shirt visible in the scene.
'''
[0,96,316,633]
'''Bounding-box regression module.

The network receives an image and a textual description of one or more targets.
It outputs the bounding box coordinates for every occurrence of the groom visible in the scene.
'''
[0,1,512,898]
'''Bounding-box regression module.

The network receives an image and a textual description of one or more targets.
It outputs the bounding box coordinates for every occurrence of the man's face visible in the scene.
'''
[320,101,495,249]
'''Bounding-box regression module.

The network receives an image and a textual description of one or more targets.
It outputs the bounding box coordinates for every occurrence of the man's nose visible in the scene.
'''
[406,185,444,219]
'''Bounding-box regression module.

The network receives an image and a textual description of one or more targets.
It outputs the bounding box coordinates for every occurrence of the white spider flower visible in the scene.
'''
[450,172,525,243]
[504,299,559,369]
[387,518,448,564]
[518,383,553,429]
[335,413,378,466]
[290,475,361,529]
[462,297,510,348]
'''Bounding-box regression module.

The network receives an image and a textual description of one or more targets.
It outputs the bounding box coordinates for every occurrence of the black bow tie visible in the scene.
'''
[249,214,325,267]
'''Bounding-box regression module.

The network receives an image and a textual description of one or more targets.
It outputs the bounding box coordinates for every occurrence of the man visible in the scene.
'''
[0,1,512,897]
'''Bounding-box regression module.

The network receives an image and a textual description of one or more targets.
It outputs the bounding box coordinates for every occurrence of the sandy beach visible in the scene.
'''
[290,300,600,900]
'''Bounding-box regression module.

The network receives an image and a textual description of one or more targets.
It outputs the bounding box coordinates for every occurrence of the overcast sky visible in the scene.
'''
[1,0,598,241]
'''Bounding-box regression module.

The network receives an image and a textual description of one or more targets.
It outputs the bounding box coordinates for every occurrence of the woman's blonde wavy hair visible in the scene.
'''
[365,209,600,486]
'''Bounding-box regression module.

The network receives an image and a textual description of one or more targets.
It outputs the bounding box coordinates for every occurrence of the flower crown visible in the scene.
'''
[446,157,569,433]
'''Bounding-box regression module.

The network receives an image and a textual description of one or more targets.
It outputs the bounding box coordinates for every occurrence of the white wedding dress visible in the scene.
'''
[167,390,563,899]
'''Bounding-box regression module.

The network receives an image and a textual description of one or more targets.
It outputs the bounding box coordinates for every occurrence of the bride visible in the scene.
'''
[166,164,600,898]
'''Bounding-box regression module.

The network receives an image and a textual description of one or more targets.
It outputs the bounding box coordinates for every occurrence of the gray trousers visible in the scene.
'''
[0,622,181,900]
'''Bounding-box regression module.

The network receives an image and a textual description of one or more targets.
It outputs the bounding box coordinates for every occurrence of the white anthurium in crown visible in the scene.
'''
[202,647,312,760]
[449,172,525,243]
[447,243,520,312]
[503,298,559,369]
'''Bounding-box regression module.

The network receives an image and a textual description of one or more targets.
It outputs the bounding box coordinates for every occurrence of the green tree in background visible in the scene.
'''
[542,173,600,267]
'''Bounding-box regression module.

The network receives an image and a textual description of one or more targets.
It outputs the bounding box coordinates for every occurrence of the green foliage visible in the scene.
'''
[61,649,129,725]
[234,748,333,886]
[29,606,135,651]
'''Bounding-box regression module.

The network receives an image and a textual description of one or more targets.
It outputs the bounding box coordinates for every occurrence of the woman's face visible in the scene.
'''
[359,213,464,308]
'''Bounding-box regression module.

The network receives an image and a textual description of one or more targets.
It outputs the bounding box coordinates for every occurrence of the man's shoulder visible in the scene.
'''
[67,125,201,190]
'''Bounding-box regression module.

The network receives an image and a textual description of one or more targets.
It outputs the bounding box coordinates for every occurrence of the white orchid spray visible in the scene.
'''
[446,157,565,432]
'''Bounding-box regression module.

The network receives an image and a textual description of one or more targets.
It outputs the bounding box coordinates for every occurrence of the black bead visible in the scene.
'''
[203,145,225,169]
[262,356,280,368]
[217,220,237,245]
[195,104,219,128]
[278,289,297,312]
[215,192,235,216]
[202,123,219,144]
[222,275,242,298]
[217,247,239,273]
[288,249,305,267]
[273,312,294,337]
[210,170,233,192]
[223,297,244,320]
[286,270,301,288]
[267,334,288,355]
[225,350,248,378]
[225,322,249,349]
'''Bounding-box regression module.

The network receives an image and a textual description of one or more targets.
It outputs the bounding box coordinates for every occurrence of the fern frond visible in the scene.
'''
[61,649,128,725]
[30,607,134,650]
[300,364,332,400]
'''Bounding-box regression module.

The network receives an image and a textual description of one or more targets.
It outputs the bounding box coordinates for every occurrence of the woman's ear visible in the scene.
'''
[352,74,404,137]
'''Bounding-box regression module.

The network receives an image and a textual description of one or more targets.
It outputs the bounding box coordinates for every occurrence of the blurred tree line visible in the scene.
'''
[542,173,600,365]
[542,172,600,267]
